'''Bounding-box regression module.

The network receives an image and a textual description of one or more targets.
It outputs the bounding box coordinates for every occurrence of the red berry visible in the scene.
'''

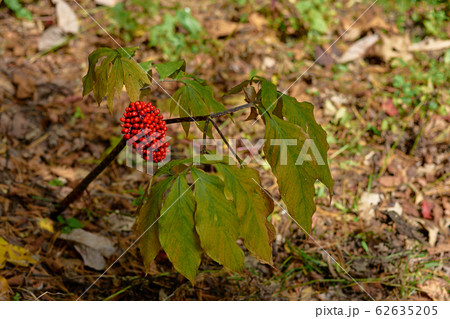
[120,101,169,162]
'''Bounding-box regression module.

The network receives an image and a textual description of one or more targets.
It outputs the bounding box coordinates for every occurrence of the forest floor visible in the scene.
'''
[0,0,449,301]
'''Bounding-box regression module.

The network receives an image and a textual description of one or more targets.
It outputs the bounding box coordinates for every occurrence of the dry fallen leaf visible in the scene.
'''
[74,244,106,270]
[60,229,117,258]
[12,70,36,99]
[204,19,239,38]
[94,0,118,6]
[0,276,11,301]
[53,0,79,34]
[409,38,450,52]
[38,26,67,52]
[248,13,267,30]
[382,97,398,116]
[419,279,449,300]
[422,199,433,220]
[50,166,89,182]
[358,192,384,224]
[376,34,413,62]
[337,34,380,63]
[379,175,402,188]
[0,237,38,269]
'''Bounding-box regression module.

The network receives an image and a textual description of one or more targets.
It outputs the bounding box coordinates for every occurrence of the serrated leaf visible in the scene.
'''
[215,164,274,264]
[93,54,116,106]
[159,174,201,282]
[191,167,244,272]
[183,79,226,113]
[261,79,277,111]
[117,46,139,58]
[281,95,334,196]
[137,176,175,271]
[82,47,116,96]
[227,80,249,95]
[169,87,183,116]
[106,57,123,113]
[263,115,319,232]
[139,60,152,73]
[121,58,150,102]
[155,60,186,79]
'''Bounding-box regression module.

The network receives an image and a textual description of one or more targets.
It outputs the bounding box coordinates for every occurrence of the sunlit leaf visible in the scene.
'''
[227,80,249,95]
[137,176,175,271]
[159,174,201,282]
[121,58,150,102]
[191,167,244,272]
[215,164,274,264]
[154,60,186,79]
[260,79,277,111]
[107,58,124,113]
[281,95,334,196]
[82,47,116,96]
[263,115,318,232]
[93,54,116,106]
[117,46,139,58]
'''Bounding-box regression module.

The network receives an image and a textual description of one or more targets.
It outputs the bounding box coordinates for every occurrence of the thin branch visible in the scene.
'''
[210,118,243,165]
[51,102,253,218]
[50,137,127,220]
[201,117,210,154]
[165,102,253,124]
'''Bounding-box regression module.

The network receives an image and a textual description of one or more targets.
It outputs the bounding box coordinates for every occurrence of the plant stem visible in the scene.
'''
[50,137,127,219]
[165,102,253,124]
[210,118,243,165]
[201,117,210,154]
[51,102,253,217]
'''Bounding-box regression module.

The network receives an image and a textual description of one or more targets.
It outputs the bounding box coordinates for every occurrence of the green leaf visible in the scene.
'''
[263,115,318,232]
[191,167,244,272]
[121,58,150,102]
[137,176,175,271]
[182,79,226,113]
[93,54,116,106]
[309,9,328,34]
[260,79,277,112]
[107,58,124,114]
[65,217,83,229]
[169,87,183,116]
[138,61,153,100]
[215,165,274,264]
[4,0,32,20]
[175,9,203,37]
[159,174,201,282]
[117,46,139,58]
[227,80,249,95]
[154,60,186,79]
[175,81,223,136]
[281,95,334,196]
[82,48,117,96]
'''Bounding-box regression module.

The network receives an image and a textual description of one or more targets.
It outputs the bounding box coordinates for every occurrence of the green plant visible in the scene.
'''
[105,2,206,60]
[57,215,83,234]
[148,9,205,59]
[3,0,32,20]
[265,0,337,42]
[59,46,334,282]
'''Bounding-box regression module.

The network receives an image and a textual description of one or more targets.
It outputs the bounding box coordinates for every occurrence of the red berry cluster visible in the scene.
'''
[120,101,169,163]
